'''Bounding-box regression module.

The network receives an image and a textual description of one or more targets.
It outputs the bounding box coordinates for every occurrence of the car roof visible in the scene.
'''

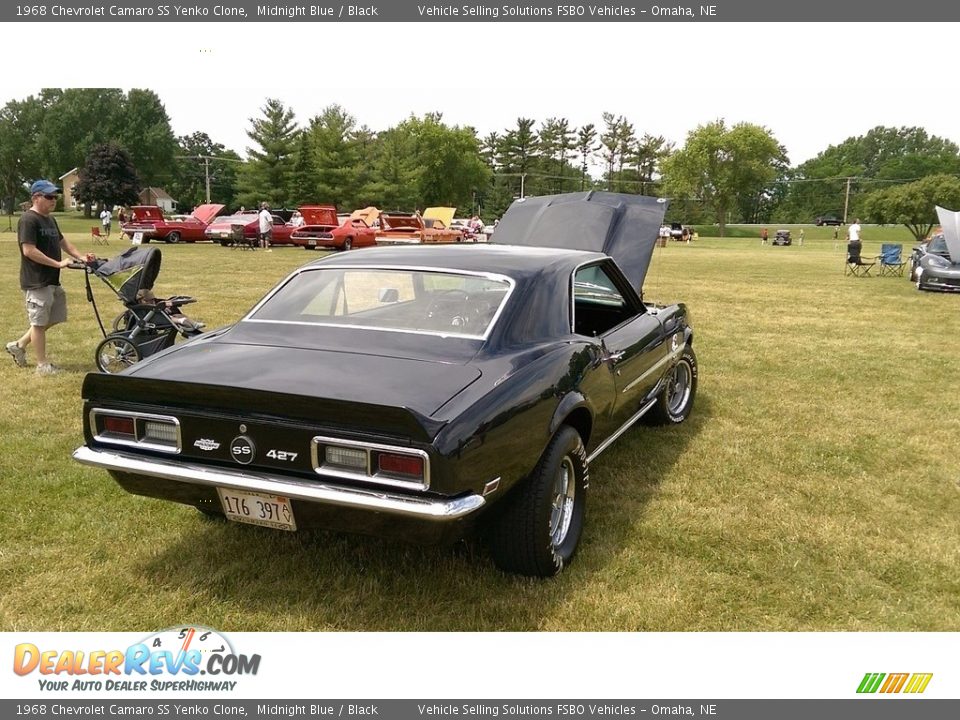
[304,243,606,279]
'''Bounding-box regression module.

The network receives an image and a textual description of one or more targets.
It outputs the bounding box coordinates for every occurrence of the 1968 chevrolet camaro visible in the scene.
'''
[74,192,698,577]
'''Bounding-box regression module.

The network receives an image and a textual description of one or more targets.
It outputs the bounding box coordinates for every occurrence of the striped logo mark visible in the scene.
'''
[857,673,933,694]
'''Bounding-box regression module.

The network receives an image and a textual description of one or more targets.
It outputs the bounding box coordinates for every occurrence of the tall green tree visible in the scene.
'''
[113,89,178,187]
[236,98,299,207]
[362,126,420,211]
[307,104,360,207]
[37,89,124,179]
[401,114,490,209]
[783,126,960,222]
[497,118,539,198]
[576,124,599,191]
[73,143,140,210]
[0,98,46,214]
[539,118,576,193]
[287,131,317,208]
[861,174,960,241]
[662,120,787,235]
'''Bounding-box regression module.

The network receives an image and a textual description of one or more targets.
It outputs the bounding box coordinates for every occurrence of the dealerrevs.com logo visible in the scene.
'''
[13,626,260,692]
[857,672,933,694]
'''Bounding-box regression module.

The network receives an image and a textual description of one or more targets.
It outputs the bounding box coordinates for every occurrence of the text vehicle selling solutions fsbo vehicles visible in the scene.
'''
[74,192,698,577]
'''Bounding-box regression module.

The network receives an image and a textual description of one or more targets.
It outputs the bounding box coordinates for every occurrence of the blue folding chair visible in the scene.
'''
[877,243,906,277]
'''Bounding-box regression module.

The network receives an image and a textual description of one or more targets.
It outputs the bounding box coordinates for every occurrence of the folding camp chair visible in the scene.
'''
[844,240,875,277]
[877,243,906,277]
[91,226,109,246]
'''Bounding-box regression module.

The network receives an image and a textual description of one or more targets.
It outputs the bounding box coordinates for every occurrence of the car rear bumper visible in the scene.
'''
[73,446,486,523]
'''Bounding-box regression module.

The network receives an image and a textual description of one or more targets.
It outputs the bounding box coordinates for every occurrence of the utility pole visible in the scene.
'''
[843,177,853,224]
[175,155,243,203]
[204,157,211,203]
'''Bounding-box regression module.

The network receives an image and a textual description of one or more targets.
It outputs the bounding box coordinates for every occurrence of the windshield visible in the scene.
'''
[248,268,513,339]
[210,215,254,226]
[927,234,948,254]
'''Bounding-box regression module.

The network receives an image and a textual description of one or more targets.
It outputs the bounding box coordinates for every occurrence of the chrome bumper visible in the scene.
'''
[73,446,485,521]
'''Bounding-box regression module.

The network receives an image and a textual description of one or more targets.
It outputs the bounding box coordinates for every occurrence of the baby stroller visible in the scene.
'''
[75,246,204,373]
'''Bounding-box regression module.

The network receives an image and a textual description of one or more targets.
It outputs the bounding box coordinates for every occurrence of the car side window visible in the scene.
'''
[572,264,637,337]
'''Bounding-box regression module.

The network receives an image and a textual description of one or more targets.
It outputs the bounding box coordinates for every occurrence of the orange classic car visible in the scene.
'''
[376,207,464,245]
[290,205,378,251]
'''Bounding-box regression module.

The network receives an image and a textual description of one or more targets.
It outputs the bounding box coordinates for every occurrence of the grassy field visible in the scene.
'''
[1,218,958,632]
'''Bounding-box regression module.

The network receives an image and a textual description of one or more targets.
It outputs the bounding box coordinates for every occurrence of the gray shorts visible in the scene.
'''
[25,285,67,327]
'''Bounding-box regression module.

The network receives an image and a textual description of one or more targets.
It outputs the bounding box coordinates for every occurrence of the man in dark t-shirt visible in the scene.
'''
[6,180,90,375]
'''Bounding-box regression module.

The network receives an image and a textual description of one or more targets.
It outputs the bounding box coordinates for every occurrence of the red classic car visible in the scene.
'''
[204,211,298,246]
[290,205,378,251]
[121,204,224,244]
[377,207,464,245]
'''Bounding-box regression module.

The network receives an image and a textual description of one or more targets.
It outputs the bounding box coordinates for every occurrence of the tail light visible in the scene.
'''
[312,436,429,491]
[90,409,181,454]
[375,452,424,480]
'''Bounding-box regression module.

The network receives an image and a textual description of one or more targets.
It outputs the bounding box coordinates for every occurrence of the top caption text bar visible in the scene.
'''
[3,0,956,22]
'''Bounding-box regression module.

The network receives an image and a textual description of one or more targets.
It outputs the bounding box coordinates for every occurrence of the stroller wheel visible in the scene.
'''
[96,335,142,373]
[111,310,135,333]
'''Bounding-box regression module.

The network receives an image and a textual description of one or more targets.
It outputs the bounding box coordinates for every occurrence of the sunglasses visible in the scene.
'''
[42,194,57,201]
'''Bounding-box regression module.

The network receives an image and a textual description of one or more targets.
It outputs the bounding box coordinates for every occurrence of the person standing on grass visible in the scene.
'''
[258,202,273,252]
[848,218,862,244]
[833,226,840,249]
[761,227,768,245]
[798,228,805,246]
[99,206,112,237]
[6,180,92,375]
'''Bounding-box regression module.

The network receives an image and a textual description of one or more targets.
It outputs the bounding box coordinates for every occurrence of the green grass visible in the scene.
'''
[1,222,958,631]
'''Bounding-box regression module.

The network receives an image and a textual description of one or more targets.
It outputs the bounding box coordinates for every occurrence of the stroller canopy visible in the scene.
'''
[93,246,162,304]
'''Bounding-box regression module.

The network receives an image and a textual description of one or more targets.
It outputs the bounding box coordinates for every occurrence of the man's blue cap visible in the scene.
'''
[30,179,60,195]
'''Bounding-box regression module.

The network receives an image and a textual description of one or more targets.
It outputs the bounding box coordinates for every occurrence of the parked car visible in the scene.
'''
[121,204,224,244]
[377,207,465,245]
[72,192,697,577]
[290,205,377,251]
[204,211,297,246]
[669,222,693,241]
[912,206,960,291]
[772,229,792,246]
[815,215,844,226]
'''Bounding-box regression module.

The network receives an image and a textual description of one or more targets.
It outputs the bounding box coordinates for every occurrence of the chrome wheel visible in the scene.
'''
[548,456,576,548]
[666,359,693,415]
[96,336,141,373]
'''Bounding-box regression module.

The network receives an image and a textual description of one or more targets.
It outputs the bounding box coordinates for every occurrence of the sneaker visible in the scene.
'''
[5,341,26,368]
[265,249,272,253]
[35,363,61,376]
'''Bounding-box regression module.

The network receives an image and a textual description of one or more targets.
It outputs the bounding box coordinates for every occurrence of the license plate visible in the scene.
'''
[217,488,296,531]
[307,239,317,246]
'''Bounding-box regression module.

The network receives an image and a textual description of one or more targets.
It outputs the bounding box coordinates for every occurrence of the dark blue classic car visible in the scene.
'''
[911,206,960,292]
[73,192,698,577]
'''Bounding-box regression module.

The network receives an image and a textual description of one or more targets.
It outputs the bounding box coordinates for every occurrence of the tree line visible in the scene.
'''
[3,89,960,240]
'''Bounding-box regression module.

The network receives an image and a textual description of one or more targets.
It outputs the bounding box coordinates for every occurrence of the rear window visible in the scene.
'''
[248,268,513,339]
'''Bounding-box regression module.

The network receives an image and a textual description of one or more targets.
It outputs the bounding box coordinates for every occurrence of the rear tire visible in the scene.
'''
[166,232,180,244]
[111,311,135,333]
[644,344,698,425]
[342,237,353,252]
[96,335,141,373]
[488,425,588,577]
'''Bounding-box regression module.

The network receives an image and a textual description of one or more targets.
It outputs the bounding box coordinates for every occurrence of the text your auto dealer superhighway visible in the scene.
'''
[43,4,248,16]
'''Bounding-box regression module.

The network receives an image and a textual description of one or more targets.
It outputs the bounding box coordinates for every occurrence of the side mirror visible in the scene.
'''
[378,288,399,303]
